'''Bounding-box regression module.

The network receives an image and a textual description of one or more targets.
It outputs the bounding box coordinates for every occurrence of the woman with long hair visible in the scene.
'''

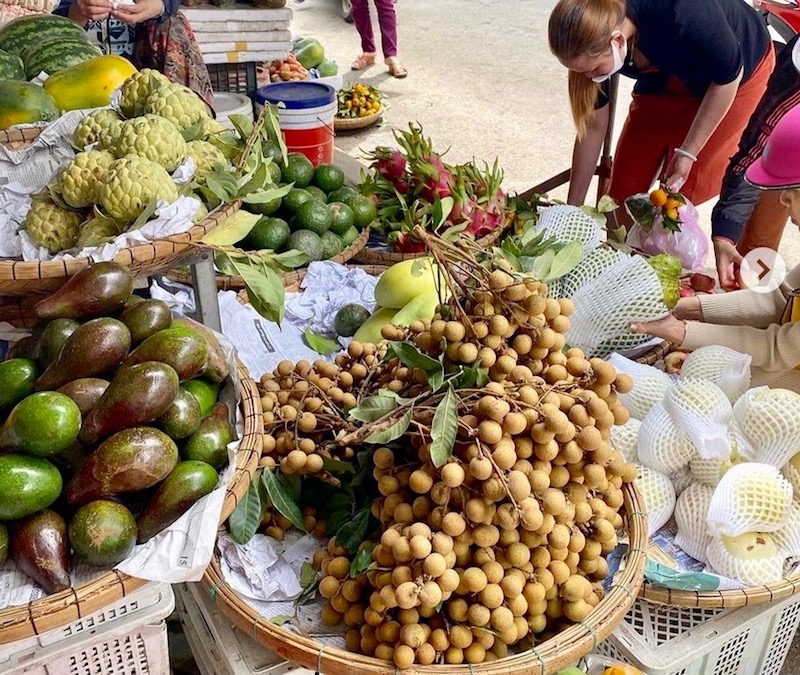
[549,0,772,220]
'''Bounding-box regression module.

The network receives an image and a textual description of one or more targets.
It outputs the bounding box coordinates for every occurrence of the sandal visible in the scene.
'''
[351,53,376,70]
[386,57,408,78]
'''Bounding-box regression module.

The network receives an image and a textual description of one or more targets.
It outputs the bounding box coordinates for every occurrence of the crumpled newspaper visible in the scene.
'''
[18,196,202,262]
[218,531,320,602]
[285,261,380,335]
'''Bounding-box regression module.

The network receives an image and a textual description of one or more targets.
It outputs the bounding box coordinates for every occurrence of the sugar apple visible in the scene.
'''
[76,214,125,249]
[115,115,188,172]
[23,198,83,254]
[73,109,123,151]
[186,140,227,179]
[143,83,211,131]
[198,117,226,140]
[57,150,115,209]
[119,69,170,118]
[98,157,179,224]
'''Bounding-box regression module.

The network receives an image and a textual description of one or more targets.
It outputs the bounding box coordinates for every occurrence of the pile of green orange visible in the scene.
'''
[236,152,377,264]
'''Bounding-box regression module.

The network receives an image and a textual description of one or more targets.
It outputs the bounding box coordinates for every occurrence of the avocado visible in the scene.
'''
[0,454,62,521]
[65,427,179,506]
[183,416,234,470]
[34,262,133,321]
[123,327,208,381]
[2,391,81,457]
[34,318,131,392]
[11,510,70,594]
[57,378,109,416]
[182,378,220,418]
[156,388,202,440]
[120,299,173,345]
[0,358,39,411]
[7,335,39,361]
[80,362,179,445]
[69,500,137,567]
[173,318,230,383]
[38,318,79,366]
[136,460,219,543]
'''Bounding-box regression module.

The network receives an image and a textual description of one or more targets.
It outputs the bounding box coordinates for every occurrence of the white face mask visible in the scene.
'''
[592,31,628,83]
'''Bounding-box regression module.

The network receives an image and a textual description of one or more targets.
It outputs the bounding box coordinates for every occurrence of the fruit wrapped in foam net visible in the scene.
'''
[675,482,715,563]
[638,402,695,476]
[606,354,674,422]
[679,345,751,403]
[536,204,603,259]
[664,379,732,460]
[635,465,676,536]
[609,417,640,464]
[707,532,785,586]
[733,387,800,468]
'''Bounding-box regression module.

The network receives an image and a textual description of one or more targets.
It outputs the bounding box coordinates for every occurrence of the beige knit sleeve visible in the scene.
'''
[682,320,800,372]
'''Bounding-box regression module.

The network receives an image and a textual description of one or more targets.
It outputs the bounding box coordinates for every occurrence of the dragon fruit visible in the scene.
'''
[449,161,505,237]
[368,147,407,182]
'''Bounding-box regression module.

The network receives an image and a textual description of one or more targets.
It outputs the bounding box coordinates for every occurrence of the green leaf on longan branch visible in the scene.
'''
[430,384,458,468]
[349,542,376,577]
[364,407,413,444]
[228,474,262,545]
[335,507,370,554]
[261,469,305,532]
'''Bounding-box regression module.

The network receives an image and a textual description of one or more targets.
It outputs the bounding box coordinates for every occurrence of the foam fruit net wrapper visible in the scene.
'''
[733,386,800,468]
[609,417,640,464]
[607,353,673,421]
[675,482,715,564]
[536,204,603,258]
[566,255,669,358]
[635,465,676,536]
[558,247,626,299]
[637,401,695,476]
[706,533,786,586]
[706,463,793,537]
[664,379,732,460]
[680,345,751,404]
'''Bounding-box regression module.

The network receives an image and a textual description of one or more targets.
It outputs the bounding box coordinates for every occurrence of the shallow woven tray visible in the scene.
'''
[0,126,43,151]
[0,358,262,644]
[0,201,241,298]
[166,226,371,291]
[632,340,673,366]
[201,482,646,675]
[354,225,505,266]
[334,107,384,132]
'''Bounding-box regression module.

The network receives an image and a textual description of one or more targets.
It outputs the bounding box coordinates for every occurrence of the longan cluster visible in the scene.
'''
[259,506,326,542]
[314,538,371,629]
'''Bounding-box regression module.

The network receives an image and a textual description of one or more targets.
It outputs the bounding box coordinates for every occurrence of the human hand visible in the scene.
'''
[663,153,695,194]
[71,0,113,23]
[112,0,165,24]
[629,314,687,345]
[713,237,743,290]
[672,295,704,321]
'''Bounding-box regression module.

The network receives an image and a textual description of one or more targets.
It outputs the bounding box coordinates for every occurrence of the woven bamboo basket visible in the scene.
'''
[632,340,673,366]
[201,483,647,675]
[166,226,371,291]
[0,352,262,644]
[334,107,384,132]
[0,126,43,150]
[354,225,505,266]
[0,199,241,297]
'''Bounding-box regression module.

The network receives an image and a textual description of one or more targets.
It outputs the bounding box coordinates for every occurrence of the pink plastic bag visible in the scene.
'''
[626,197,709,272]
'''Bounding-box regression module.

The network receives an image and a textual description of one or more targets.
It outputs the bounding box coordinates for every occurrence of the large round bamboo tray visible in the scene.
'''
[166,226,371,291]
[201,482,647,675]
[640,575,800,609]
[354,225,505,266]
[0,126,43,150]
[0,359,262,644]
[0,201,241,298]
[334,107,384,132]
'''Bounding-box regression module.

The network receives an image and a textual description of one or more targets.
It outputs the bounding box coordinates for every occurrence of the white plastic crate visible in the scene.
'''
[0,582,174,675]
[596,592,800,675]
[175,582,314,675]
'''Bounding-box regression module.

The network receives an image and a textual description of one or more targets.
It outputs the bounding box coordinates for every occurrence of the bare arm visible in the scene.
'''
[567,104,609,206]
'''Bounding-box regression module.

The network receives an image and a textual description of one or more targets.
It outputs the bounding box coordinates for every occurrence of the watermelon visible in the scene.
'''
[0,49,24,81]
[0,15,89,58]
[22,39,102,80]
[0,80,59,130]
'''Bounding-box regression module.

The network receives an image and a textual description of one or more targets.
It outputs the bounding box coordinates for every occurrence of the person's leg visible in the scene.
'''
[373,0,397,58]
[351,0,377,67]
[737,190,789,255]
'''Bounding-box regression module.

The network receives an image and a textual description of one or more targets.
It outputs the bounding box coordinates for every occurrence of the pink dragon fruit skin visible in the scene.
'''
[370,149,407,181]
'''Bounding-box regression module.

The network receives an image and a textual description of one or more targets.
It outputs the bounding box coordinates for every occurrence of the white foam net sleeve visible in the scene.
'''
[672,465,694,497]
[663,379,732,460]
[782,458,800,498]
[638,402,695,476]
[675,483,715,563]
[635,465,676,536]
[536,205,603,259]
[773,500,800,560]
[679,345,752,403]
[607,353,674,421]
[609,418,641,464]
[732,387,800,468]
[558,247,626,299]
[566,255,670,358]
[706,463,793,537]
[706,533,786,586]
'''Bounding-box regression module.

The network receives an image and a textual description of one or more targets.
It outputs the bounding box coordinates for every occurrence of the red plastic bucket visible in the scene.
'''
[255,82,336,166]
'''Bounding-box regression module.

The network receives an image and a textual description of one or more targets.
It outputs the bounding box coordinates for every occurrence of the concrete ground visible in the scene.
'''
[289,2,800,674]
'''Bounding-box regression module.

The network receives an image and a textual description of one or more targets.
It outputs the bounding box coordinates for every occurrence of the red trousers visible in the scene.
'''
[609,48,775,207]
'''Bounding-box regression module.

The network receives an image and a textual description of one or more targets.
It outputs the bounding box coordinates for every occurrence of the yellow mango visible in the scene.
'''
[373,257,443,309]
[44,55,137,112]
[392,290,441,328]
[352,307,397,345]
